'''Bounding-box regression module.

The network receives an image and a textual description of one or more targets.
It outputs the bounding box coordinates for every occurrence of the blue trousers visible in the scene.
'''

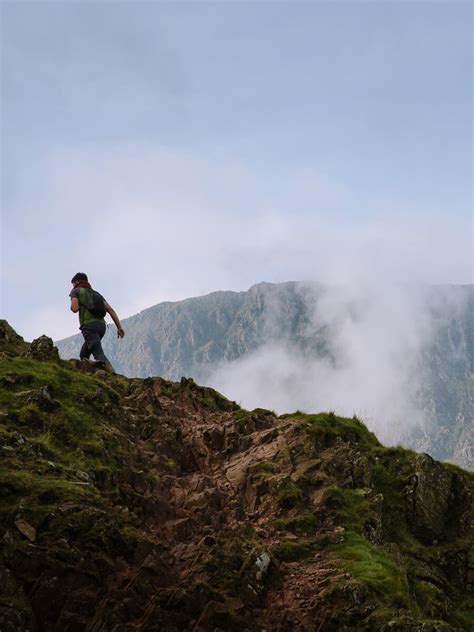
[80,321,110,364]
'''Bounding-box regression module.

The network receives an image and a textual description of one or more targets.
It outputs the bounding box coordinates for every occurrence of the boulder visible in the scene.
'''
[27,336,60,361]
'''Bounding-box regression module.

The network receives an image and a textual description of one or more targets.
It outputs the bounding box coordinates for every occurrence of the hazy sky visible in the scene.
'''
[1,0,472,341]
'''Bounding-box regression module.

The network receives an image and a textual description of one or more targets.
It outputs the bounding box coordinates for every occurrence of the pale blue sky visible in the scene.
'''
[1,1,472,340]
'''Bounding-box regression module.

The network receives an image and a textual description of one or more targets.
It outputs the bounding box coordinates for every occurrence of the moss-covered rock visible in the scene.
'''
[27,335,60,362]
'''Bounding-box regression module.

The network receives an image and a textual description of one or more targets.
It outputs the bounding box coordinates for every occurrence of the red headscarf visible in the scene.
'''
[74,280,92,289]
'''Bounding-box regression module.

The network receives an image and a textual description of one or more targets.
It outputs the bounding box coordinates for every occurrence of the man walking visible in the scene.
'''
[69,272,125,367]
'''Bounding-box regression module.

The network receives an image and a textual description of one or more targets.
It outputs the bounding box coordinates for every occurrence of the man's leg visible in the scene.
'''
[80,322,111,364]
[79,337,92,360]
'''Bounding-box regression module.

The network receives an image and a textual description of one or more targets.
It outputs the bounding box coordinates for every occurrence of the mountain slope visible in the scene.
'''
[56,282,474,470]
[2,321,474,631]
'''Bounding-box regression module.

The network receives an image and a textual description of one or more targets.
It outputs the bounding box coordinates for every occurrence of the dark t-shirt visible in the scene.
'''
[70,287,106,327]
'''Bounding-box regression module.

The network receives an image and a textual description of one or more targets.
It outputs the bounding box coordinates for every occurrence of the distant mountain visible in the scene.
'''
[58,282,303,379]
[56,282,473,469]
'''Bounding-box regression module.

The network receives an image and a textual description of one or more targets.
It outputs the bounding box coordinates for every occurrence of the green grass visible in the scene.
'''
[233,410,252,421]
[205,537,251,591]
[282,411,380,450]
[332,532,410,606]
[277,478,302,508]
[0,357,135,532]
[370,457,412,543]
[157,376,239,412]
[0,357,125,455]
[271,540,314,562]
[0,467,100,498]
[274,513,318,536]
[455,596,474,630]
[322,486,371,532]
[252,460,276,476]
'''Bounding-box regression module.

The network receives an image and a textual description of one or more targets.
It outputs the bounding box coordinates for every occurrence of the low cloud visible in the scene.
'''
[207,282,442,444]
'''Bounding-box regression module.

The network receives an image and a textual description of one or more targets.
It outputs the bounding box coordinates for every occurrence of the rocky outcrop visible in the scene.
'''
[26,335,60,361]
[0,319,29,358]
[0,322,60,363]
[1,323,473,630]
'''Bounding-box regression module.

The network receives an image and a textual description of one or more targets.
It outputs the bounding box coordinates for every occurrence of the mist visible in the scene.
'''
[206,281,452,445]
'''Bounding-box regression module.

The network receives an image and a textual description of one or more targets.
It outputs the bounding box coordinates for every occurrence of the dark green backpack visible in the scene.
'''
[83,289,107,318]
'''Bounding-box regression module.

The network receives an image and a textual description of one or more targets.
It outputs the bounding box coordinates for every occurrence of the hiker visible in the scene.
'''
[69,272,125,367]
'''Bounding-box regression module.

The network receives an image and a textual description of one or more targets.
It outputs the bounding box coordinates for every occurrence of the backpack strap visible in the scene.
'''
[78,287,87,326]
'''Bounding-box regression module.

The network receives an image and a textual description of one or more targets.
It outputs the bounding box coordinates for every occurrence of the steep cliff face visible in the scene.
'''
[56,283,473,470]
[2,321,474,631]
[409,286,473,468]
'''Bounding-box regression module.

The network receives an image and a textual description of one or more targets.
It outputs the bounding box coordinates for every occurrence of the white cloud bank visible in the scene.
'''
[206,282,462,444]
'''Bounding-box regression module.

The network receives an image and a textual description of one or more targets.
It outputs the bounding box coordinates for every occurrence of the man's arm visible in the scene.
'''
[104,302,125,338]
[70,297,80,313]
